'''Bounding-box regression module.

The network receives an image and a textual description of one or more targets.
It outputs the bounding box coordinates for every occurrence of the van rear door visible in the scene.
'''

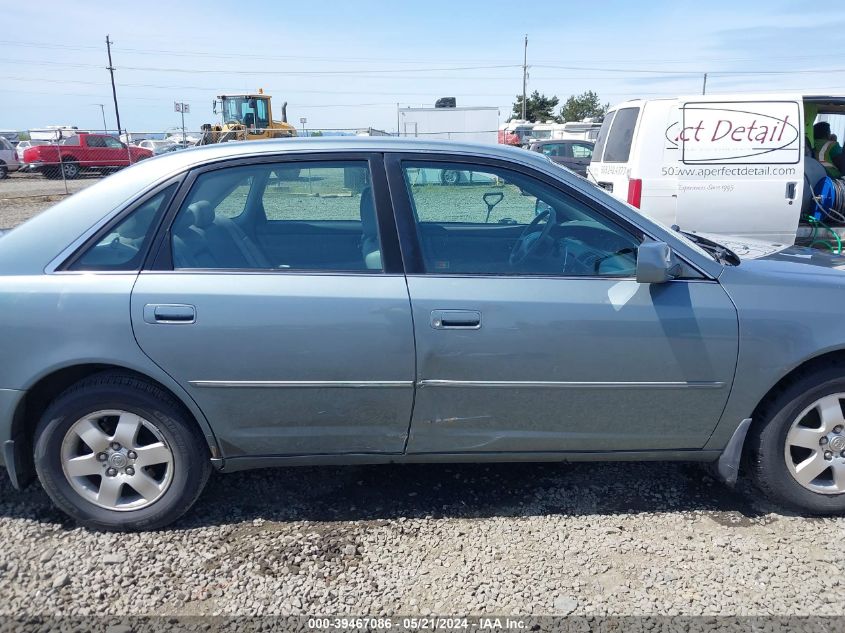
[587,107,638,203]
[673,94,804,243]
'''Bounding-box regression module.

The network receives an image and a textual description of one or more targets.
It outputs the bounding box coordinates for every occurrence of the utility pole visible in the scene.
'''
[105,36,122,137]
[521,35,528,120]
[702,72,708,95]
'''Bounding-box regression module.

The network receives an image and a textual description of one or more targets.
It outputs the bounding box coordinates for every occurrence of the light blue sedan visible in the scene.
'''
[2,137,845,530]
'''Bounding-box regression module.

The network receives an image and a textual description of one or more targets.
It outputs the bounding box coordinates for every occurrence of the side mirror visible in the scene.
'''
[636,240,681,284]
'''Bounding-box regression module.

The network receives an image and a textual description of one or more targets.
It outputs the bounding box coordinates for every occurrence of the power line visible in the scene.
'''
[3,55,843,78]
[534,63,845,76]
[0,38,840,67]
[0,75,520,97]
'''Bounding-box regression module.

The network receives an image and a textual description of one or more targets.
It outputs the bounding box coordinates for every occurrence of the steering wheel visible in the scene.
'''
[508,206,558,267]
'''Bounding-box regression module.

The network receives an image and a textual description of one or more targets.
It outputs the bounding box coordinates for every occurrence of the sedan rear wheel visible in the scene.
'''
[34,372,211,531]
[748,365,845,514]
[60,410,175,511]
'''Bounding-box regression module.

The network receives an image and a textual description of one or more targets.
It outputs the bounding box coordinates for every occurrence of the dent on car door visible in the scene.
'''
[387,155,739,453]
[129,156,416,458]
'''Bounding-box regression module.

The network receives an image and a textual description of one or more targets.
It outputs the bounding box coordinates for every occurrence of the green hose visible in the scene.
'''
[806,214,842,254]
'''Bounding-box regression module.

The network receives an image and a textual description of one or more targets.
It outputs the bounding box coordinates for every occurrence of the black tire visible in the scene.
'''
[33,372,211,531]
[748,364,845,515]
[61,159,79,179]
[0,162,7,179]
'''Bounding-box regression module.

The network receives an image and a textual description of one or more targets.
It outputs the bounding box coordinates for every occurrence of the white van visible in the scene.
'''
[587,94,845,244]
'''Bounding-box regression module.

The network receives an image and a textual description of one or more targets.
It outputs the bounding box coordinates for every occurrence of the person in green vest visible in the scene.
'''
[814,121,843,179]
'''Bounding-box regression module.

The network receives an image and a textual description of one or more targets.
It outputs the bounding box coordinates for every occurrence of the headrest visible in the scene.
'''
[360,187,376,235]
[187,201,215,228]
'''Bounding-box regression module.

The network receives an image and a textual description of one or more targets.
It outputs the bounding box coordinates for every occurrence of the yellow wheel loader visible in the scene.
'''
[199,90,297,145]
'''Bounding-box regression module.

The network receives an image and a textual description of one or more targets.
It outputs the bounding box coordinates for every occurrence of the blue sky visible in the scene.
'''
[1,0,843,134]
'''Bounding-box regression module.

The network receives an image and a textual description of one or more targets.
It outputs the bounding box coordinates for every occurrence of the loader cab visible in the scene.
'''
[217,94,271,130]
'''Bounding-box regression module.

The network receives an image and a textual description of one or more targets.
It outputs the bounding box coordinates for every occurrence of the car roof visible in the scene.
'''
[142,136,550,171]
[127,137,559,186]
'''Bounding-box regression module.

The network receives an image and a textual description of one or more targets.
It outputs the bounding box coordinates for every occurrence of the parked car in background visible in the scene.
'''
[0,136,21,178]
[22,133,152,179]
[5,138,845,530]
[136,140,177,155]
[158,144,187,154]
[15,140,50,163]
[529,139,594,176]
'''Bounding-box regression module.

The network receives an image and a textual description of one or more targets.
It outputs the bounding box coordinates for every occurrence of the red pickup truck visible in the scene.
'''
[22,133,153,179]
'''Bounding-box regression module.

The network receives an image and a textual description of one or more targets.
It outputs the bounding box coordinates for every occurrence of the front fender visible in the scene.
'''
[706,262,845,450]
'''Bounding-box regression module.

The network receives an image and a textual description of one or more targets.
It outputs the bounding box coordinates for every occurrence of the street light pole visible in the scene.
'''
[174,101,190,144]
[92,103,107,132]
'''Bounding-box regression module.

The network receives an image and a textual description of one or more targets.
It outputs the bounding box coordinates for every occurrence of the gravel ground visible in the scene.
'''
[0,172,99,228]
[1,460,843,618]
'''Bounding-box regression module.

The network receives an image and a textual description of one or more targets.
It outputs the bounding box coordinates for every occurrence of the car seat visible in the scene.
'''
[172,201,271,269]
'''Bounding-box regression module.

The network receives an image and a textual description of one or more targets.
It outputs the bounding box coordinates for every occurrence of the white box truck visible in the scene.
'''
[587,94,845,244]
[399,106,500,145]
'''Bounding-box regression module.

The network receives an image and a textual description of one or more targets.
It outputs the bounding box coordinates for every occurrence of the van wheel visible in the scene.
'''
[0,162,7,179]
[33,373,211,531]
[748,365,845,514]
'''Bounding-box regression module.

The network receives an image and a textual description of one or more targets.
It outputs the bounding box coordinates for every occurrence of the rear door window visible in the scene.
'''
[70,184,177,271]
[603,107,640,163]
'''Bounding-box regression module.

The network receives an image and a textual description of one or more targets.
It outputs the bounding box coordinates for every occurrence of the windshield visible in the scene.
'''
[573,172,721,262]
[221,96,270,128]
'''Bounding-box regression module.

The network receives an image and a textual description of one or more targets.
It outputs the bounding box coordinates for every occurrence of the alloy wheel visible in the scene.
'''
[60,410,174,511]
[785,394,845,494]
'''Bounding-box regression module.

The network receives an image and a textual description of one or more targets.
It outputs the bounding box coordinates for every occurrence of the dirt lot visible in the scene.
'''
[0,172,99,229]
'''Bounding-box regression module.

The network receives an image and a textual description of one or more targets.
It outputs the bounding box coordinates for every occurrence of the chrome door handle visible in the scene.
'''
[143,304,196,324]
[430,309,481,329]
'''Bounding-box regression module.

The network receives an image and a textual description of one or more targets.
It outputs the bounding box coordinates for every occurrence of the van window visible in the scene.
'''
[603,107,640,163]
[591,110,615,162]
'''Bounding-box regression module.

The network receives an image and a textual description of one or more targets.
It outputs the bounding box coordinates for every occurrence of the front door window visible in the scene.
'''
[402,161,640,277]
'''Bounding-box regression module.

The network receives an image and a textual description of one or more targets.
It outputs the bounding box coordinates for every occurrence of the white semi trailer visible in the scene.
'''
[398,106,500,145]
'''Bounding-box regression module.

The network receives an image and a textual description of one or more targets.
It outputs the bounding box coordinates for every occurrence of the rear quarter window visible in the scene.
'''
[591,111,615,162]
[603,107,640,163]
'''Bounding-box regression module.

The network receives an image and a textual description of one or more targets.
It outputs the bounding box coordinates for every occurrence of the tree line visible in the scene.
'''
[512,90,610,123]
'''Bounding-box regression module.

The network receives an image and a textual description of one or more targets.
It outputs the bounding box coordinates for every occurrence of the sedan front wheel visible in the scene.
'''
[748,365,845,514]
[34,373,211,531]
